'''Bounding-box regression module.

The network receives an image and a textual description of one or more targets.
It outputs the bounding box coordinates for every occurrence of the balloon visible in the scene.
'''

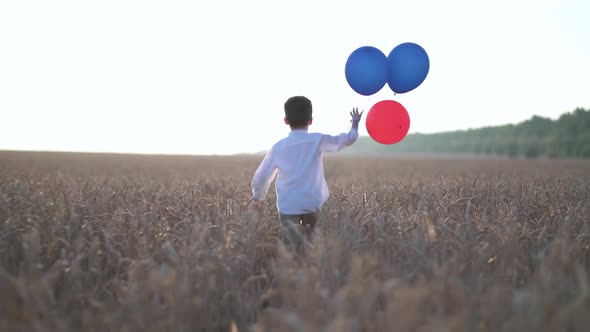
[387,42,430,94]
[345,46,388,96]
[365,100,410,145]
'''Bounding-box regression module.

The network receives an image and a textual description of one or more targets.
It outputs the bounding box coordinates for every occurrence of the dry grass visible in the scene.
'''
[1,151,589,331]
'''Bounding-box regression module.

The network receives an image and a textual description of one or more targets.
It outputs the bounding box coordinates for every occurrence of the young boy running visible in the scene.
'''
[251,96,363,253]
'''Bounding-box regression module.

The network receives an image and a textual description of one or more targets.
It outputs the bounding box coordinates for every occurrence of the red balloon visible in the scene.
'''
[365,100,410,144]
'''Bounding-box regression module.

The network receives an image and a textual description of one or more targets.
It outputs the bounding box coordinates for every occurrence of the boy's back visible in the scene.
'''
[253,129,358,215]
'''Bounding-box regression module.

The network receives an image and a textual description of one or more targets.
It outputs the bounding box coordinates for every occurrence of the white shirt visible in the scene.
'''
[252,127,359,214]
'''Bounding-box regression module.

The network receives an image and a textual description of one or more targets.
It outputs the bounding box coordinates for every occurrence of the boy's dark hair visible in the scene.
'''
[284,96,312,129]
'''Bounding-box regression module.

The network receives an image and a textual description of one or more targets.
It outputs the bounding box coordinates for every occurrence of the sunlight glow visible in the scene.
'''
[1,0,588,154]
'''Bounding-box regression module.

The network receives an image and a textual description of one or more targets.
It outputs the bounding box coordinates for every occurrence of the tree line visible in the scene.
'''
[346,108,590,158]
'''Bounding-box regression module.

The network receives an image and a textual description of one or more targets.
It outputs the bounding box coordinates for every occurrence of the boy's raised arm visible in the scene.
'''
[251,148,277,201]
[319,108,363,152]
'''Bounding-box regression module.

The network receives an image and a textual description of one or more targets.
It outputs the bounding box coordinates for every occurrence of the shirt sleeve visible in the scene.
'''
[251,148,278,201]
[319,128,359,152]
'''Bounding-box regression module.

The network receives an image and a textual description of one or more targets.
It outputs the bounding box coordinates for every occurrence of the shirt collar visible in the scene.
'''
[289,129,308,135]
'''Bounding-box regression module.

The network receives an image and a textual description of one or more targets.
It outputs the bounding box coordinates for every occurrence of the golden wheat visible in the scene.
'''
[0,151,589,331]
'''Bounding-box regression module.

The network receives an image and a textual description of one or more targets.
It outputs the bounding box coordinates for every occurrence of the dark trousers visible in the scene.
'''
[278,211,319,254]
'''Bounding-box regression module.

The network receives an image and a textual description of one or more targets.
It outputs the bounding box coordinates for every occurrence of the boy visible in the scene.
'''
[250,96,363,253]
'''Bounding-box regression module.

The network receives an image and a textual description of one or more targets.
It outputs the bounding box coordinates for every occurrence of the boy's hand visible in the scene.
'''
[350,108,364,129]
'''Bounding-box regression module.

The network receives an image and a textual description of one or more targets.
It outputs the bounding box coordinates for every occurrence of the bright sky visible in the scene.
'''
[1,0,589,155]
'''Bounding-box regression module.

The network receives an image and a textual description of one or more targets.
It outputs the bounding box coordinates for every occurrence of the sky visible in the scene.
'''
[1,0,589,155]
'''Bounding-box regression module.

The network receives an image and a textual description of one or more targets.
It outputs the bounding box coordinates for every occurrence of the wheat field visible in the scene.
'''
[0,151,589,331]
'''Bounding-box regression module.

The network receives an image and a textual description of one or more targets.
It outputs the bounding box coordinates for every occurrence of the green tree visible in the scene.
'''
[345,108,590,158]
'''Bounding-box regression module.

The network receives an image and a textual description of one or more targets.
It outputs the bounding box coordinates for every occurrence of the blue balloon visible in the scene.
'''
[387,42,430,94]
[345,46,388,96]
